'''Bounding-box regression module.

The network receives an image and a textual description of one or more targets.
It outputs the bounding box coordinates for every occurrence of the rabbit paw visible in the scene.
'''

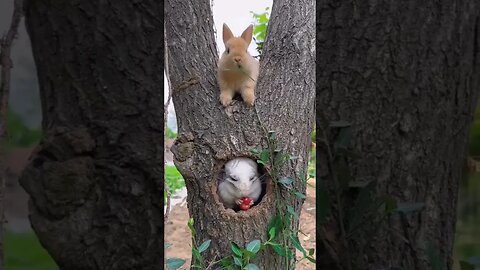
[220,92,233,107]
[241,88,255,107]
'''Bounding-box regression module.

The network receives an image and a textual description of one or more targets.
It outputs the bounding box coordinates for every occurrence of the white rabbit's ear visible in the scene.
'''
[241,25,254,46]
[223,23,234,44]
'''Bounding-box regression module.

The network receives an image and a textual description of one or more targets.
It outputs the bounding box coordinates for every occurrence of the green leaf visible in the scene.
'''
[260,150,270,165]
[294,191,306,200]
[273,151,286,167]
[220,257,232,267]
[268,227,276,240]
[246,263,261,270]
[246,239,261,254]
[198,239,211,253]
[268,215,284,235]
[164,242,172,249]
[233,256,243,266]
[166,258,186,270]
[289,235,306,255]
[308,248,315,256]
[187,218,196,236]
[272,244,288,257]
[278,177,294,189]
[192,248,202,262]
[250,148,261,156]
[231,242,243,257]
[395,202,425,213]
[460,261,475,270]
[287,205,299,220]
[306,256,316,264]
[243,250,256,261]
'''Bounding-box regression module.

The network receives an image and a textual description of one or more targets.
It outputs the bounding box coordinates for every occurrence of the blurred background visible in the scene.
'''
[1,1,53,269]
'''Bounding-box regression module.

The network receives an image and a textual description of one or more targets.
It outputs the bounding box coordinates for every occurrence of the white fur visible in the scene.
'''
[218,157,262,209]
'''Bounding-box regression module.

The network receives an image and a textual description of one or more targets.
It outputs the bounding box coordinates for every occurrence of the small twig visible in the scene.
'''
[0,0,24,268]
[164,22,173,221]
[164,184,171,220]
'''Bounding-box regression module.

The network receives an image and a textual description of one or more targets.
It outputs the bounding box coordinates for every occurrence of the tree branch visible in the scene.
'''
[164,22,173,221]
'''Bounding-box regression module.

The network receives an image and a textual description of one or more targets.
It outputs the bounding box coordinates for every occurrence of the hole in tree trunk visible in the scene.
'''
[214,156,270,214]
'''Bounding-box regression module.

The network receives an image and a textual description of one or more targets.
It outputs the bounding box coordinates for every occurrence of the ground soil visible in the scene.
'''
[164,178,316,270]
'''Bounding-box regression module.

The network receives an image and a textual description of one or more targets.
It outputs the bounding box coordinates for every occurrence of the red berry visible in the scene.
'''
[240,197,253,205]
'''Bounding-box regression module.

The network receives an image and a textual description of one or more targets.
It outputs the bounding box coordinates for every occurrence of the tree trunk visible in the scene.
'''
[317,1,480,269]
[165,0,314,268]
[18,1,164,269]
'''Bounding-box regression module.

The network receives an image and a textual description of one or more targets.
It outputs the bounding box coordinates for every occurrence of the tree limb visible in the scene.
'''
[164,22,173,221]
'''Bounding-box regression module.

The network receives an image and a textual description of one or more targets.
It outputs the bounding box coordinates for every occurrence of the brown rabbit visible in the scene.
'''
[217,23,260,107]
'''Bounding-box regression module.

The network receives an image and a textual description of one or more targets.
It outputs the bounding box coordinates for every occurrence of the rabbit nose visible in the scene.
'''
[234,57,241,63]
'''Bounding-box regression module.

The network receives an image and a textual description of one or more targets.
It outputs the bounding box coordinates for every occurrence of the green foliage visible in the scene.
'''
[224,240,262,269]
[460,257,480,270]
[250,127,316,268]
[250,7,270,57]
[7,109,41,149]
[165,165,185,193]
[164,165,186,203]
[187,218,210,269]
[166,258,186,270]
[5,231,57,270]
[166,126,177,140]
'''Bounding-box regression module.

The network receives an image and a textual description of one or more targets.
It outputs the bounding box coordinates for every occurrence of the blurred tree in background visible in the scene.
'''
[6,109,41,150]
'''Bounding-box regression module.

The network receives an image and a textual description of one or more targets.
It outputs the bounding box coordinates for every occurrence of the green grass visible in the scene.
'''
[5,231,58,270]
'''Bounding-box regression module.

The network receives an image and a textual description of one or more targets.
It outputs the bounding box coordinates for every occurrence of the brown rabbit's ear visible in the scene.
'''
[223,23,234,44]
[241,25,254,46]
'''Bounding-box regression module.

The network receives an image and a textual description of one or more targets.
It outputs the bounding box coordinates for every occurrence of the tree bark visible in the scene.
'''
[165,0,314,268]
[18,1,164,269]
[317,1,480,269]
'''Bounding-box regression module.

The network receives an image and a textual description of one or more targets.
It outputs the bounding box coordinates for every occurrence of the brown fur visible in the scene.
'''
[217,24,260,107]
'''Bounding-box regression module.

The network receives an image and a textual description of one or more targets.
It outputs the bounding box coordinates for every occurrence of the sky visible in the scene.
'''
[165,0,273,131]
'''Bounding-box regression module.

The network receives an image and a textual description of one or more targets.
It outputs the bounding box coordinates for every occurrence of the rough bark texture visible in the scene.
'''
[165,0,314,268]
[18,1,164,269]
[317,1,480,269]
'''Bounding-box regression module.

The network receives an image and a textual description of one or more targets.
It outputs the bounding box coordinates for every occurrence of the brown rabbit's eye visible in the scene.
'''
[226,48,230,54]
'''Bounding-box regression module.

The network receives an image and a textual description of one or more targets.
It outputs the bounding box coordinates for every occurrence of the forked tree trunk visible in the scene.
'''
[317,1,480,269]
[18,1,164,269]
[165,0,314,268]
